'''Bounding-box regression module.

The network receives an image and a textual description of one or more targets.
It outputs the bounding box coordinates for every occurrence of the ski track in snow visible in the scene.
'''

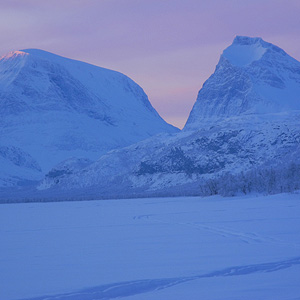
[22,256,300,300]
[134,214,300,248]
[2,194,298,300]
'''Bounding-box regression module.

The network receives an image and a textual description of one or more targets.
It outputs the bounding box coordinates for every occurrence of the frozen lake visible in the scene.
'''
[1,193,300,299]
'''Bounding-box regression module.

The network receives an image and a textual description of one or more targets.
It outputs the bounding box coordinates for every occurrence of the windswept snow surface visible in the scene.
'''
[1,193,300,300]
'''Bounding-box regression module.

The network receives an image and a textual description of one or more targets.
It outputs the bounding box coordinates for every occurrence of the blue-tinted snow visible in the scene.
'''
[223,37,267,67]
[0,193,299,299]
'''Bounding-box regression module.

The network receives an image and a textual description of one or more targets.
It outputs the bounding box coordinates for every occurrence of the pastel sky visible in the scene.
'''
[1,0,299,128]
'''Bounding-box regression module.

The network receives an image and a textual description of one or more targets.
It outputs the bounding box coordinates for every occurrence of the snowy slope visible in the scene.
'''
[37,36,300,199]
[1,194,300,299]
[38,112,300,199]
[0,49,177,186]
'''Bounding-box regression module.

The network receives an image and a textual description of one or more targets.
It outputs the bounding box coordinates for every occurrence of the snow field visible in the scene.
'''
[0,193,299,299]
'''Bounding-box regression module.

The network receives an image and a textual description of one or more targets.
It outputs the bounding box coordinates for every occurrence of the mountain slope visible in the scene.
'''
[0,49,177,187]
[36,36,300,200]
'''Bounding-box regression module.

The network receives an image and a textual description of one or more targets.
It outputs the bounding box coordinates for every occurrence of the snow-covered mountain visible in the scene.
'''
[0,49,177,187]
[185,36,300,129]
[37,36,300,200]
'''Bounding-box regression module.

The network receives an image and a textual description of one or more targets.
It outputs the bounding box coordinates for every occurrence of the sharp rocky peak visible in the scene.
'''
[184,36,300,129]
[220,36,287,68]
[233,36,268,47]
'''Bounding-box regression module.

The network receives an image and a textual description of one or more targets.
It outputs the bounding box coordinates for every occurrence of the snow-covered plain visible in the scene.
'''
[1,193,300,300]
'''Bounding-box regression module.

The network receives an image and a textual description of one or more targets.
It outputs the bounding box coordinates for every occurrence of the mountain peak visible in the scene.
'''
[20,48,69,62]
[233,36,264,46]
[184,37,300,130]
[0,50,28,61]
[21,48,52,54]
[222,36,267,67]
[0,49,58,62]
[222,36,287,67]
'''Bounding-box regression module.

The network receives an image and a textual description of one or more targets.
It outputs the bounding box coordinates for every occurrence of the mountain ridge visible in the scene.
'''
[36,36,300,200]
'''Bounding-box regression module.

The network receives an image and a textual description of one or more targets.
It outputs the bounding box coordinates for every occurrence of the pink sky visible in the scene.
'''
[1,0,299,128]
